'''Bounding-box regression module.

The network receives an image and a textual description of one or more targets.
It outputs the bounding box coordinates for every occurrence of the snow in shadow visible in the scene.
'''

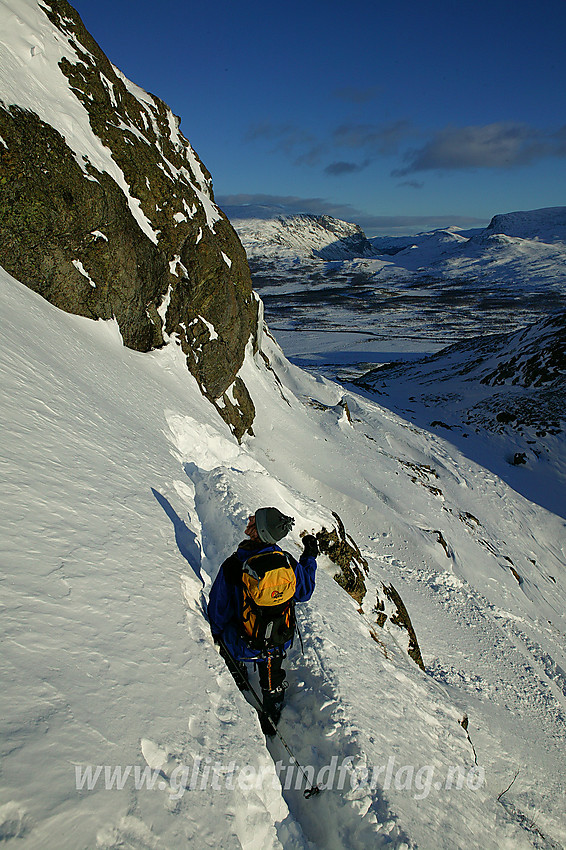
[151,488,204,586]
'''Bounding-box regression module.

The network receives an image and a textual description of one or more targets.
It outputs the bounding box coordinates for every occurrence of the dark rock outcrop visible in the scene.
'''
[375,584,425,671]
[313,513,425,669]
[314,511,369,604]
[0,0,257,439]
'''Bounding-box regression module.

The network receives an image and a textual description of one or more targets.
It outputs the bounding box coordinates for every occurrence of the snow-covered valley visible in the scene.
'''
[231,207,566,524]
[231,208,566,385]
[2,263,565,849]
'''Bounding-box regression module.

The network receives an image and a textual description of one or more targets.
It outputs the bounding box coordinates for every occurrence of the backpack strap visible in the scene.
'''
[281,551,297,570]
[221,553,243,585]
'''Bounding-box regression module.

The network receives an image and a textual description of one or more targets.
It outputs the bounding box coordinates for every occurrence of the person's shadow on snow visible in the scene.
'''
[151,488,204,586]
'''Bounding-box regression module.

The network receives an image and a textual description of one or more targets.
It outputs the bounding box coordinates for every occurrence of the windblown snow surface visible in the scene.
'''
[1,268,566,850]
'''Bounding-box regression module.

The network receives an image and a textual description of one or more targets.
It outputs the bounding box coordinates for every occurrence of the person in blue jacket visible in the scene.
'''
[208,507,318,733]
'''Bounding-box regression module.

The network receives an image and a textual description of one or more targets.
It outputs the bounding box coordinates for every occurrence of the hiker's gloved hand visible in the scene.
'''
[302,535,319,558]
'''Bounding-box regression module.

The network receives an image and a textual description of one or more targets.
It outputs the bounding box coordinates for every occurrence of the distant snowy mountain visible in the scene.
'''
[480,206,566,243]
[370,226,474,257]
[231,214,377,260]
[371,207,566,257]
[368,207,566,280]
[244,206,566,384]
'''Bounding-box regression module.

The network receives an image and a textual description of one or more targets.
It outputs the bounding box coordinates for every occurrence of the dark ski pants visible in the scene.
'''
[218,641,286,696]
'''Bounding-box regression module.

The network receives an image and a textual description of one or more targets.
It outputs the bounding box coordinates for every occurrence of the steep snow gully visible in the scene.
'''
[153,358,566,849]
[160,448,410,850]
[2,270,566,849]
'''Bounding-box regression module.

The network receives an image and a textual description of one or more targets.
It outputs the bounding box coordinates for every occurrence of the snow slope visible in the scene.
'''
[1,269,566,849]
[355,313,566,520]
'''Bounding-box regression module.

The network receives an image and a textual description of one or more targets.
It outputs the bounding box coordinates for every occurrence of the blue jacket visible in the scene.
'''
[208,540,317,661]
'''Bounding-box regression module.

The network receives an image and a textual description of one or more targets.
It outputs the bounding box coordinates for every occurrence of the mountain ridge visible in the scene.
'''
[229,205,566,261]
[481,206,566,243]
[231,212,377,260]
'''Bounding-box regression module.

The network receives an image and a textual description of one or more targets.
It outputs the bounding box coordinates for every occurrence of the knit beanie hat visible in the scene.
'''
[255,507,295,544]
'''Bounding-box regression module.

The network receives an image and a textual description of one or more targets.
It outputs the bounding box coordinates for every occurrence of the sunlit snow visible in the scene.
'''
[1,266,565,849]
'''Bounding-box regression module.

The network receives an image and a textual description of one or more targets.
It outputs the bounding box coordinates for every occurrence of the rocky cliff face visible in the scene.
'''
[0,0,257,439]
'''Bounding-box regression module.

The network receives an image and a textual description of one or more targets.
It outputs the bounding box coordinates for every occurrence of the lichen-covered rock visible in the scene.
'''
[0,0,257,439]
[314,511,369,604]
[0,105,167,351]
[314,513,424,669]
[377,584,425,671]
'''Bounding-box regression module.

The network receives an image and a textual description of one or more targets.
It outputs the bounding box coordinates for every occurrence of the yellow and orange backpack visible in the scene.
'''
[240,550,297,650]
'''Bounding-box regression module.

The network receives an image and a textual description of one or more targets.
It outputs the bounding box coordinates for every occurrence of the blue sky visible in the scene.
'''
[72,0,566,235]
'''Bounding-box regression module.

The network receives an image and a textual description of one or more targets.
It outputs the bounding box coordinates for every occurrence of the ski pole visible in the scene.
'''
[216,637,320,799]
